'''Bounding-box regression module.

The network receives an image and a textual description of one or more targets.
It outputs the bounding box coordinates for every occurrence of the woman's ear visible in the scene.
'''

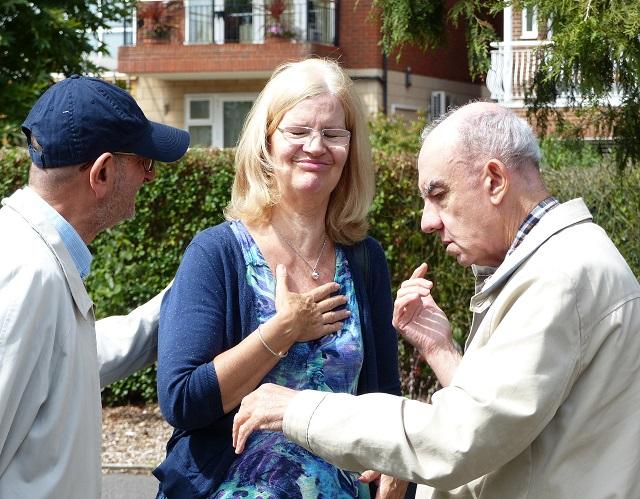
[482,159,509,206]
[88,152,115,200]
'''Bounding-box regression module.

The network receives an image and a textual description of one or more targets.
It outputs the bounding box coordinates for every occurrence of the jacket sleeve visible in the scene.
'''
[96,284,170,388]
[0,265,61,471]
[367,238,402,396]
[156,234,231,430]
[284,269,581,489]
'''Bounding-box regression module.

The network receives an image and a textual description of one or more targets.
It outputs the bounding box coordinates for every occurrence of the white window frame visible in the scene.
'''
[521,7,538,39]
[185,93,257,148]
[185,94,214,147]
[213,0,225,44]
[303,1,337,44]
[252,0,265,42]
[184,0,215,44]
[185,0,261,44]
[430,91,450,121]
[390,103,420,119]
[92,1,136,71]
[213,93,258,147]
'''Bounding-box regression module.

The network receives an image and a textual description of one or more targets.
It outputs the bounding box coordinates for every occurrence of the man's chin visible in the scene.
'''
[446,247,471,267]
[112,209,136,226]
[122,205,136,222]
[449,250,473,268]
[455,255,473,267]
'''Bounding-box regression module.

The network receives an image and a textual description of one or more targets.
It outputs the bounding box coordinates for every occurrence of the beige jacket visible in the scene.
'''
[0,188,164,498]
[284,198,640,499]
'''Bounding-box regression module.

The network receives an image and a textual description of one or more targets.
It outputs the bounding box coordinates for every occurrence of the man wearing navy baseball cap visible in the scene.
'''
[0,75,190,498]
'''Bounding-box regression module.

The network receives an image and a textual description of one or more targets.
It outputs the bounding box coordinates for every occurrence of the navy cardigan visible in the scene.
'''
[154,222,401,498]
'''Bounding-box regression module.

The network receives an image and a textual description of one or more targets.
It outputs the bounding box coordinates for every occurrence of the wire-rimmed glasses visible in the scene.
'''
[114,152,154,173]
[277,126,351,147]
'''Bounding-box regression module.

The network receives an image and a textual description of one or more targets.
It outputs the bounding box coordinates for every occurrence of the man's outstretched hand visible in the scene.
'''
[232,383,298,454]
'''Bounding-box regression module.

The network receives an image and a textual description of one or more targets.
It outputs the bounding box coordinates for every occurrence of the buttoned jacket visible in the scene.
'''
[0,188,163,499]
[284,198,640,499]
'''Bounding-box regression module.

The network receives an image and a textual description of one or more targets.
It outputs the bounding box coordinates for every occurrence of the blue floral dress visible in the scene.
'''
[212,220,371,498]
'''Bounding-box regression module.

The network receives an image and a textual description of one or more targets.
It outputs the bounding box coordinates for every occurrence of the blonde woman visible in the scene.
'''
[155,58,407,498]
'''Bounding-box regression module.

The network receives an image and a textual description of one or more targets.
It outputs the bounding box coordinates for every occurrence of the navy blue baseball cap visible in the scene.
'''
[22,75,190,168]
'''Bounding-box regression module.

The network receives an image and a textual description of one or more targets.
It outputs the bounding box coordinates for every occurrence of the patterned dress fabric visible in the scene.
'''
[212,220,370,498]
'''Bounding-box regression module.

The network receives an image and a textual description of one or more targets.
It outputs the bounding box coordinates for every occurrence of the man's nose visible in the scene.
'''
[421,204,442,234]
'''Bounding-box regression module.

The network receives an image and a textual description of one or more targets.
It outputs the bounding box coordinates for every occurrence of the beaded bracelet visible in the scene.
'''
[257,325,288,358]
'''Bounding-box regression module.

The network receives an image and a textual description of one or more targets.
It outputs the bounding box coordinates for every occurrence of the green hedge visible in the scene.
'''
[1,116,638,404]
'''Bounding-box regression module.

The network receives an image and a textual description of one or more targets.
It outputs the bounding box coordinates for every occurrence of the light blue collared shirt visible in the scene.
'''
[28,187,93,279]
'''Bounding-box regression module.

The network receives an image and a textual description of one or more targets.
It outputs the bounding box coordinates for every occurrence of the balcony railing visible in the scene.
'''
[183,1,337,45]
[487,40,625,107]
[486,41,548,103]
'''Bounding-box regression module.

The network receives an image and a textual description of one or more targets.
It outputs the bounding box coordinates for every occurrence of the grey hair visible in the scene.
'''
[422,105,541,170]
[421,107,455,143]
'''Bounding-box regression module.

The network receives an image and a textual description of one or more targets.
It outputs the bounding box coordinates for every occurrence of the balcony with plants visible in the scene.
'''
[119,0,339,75]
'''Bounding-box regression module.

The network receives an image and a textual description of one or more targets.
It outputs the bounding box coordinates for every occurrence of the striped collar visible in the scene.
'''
[507,196,559,256]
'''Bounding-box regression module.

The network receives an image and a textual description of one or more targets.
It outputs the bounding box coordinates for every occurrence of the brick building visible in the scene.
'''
[486,5,551,110]
[485,5,622,116]
[117,0,489,148]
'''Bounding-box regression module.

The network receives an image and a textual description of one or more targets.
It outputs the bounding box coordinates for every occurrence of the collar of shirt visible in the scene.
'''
[26,187,93,279]
[507,196,560,256]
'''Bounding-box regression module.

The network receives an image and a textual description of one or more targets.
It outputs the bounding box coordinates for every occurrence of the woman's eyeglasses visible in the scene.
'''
[277,126,351,146]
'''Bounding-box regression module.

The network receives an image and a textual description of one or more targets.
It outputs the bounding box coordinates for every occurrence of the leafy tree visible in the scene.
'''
[0,0,134,144]
[371,0,640,168]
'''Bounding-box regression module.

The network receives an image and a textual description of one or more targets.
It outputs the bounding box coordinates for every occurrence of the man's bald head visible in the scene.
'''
[422,102,542,175]
[416,102,551,267]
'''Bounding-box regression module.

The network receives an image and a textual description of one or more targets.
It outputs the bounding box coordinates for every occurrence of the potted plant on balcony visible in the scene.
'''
[264,0,296,42]
[137,1,180,43]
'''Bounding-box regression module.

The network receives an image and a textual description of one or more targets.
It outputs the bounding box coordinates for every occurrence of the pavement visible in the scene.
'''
[102,472,159,498]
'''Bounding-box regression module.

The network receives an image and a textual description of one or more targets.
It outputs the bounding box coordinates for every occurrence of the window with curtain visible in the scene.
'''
[186,0,214,43]
[521,7,538,39]
[185,94,256,148]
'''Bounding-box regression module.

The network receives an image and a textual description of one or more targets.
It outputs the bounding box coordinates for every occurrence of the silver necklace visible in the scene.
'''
[272,225,327,280]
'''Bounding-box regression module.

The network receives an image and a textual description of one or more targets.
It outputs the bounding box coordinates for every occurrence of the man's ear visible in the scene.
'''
[482,159,509,206]
[88,153,115,200]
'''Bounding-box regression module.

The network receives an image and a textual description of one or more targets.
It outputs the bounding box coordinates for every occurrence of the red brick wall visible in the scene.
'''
[119,41,341,74]
[122,0,491,83]
[512,8,548,40]
[513,8,522,38]
[386,35,471,82]
[333,0,383,69]
[339,0,478,83]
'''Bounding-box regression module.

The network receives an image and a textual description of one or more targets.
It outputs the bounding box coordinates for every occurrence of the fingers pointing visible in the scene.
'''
[410,262,428,279]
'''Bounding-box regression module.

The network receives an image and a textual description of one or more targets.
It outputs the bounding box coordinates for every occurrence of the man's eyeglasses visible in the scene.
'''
[277,126,351,146]
[114,152,154,173]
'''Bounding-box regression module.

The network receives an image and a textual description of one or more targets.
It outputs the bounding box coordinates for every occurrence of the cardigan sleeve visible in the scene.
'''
[366,237,402,396]
[157,228,235,430]
[351,237,402,397]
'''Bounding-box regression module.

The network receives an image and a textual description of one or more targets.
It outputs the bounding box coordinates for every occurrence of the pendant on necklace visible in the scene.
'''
[311,271,320,280]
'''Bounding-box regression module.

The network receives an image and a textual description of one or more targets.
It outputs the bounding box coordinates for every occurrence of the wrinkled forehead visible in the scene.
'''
[417,131,458,183]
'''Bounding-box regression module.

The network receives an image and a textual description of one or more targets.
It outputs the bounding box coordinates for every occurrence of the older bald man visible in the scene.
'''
[231,103,640,499]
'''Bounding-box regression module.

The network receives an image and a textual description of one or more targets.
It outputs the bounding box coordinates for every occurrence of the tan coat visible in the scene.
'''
[0,188,164,498]
[284,198,640,499]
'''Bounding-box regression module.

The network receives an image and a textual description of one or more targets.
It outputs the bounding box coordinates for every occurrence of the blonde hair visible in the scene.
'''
[224,57,375,245]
